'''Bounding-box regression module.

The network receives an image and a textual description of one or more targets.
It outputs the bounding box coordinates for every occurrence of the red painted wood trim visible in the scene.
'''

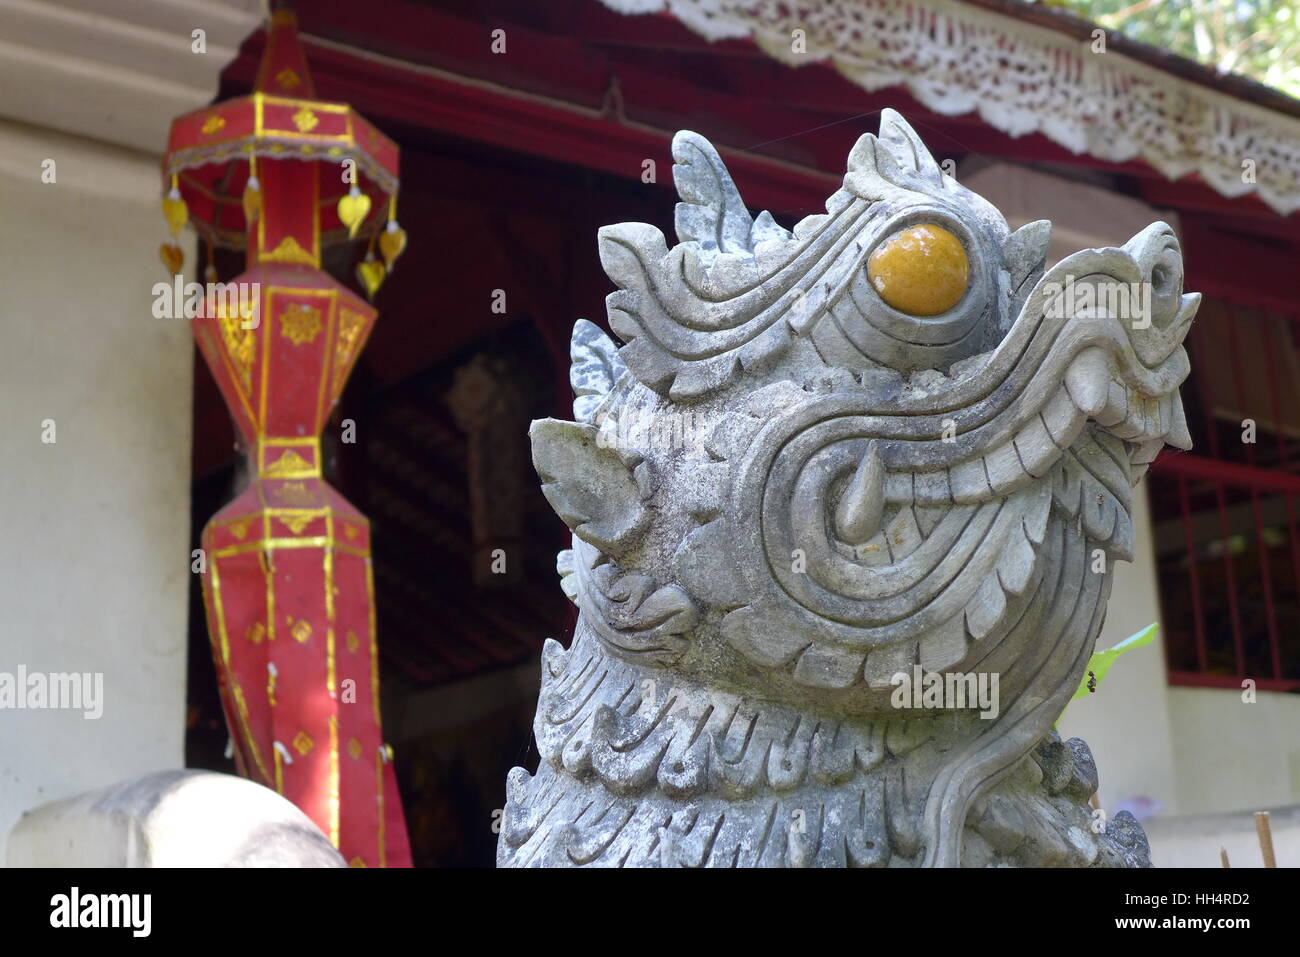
[1152,450,1300,497]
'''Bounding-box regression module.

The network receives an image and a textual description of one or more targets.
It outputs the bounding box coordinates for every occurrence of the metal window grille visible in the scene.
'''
[1148,299,1300,691]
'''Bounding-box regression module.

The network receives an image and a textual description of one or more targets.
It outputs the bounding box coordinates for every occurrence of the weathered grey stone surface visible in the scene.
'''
[7,770,345,867]
[500,111,1197,867]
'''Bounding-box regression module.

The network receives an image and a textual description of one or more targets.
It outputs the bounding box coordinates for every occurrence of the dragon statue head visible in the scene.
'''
[500,110,1197,868]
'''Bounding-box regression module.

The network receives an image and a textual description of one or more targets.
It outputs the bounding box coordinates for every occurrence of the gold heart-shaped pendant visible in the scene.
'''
[160,243,184,275]
[162,195,189,236]
[379,226,407,268]
[337,191,372,240]
[356,257,386,298]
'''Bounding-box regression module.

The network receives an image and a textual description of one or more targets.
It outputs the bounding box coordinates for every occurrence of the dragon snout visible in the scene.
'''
[1121,221,1198,334]
[1053,221,1200,455]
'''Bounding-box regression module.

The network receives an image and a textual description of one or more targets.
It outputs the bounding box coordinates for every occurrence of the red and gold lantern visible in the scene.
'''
[162,9,411,867]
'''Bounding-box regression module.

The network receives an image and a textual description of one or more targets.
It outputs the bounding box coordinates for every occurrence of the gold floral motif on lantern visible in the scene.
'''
[279,303,322,346]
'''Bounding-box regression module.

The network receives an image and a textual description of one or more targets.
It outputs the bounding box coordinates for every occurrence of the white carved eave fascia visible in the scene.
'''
[0,0,262,155]
[597,0,1300,215]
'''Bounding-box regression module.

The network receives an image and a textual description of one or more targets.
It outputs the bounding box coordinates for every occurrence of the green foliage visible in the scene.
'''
[1054,623,1158,730]
[1071,622,1158,702]
[1055,0,1300,97]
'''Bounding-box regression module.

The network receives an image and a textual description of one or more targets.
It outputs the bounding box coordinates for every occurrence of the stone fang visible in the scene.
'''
[1065,346,1112,415]
[835,440,886,545]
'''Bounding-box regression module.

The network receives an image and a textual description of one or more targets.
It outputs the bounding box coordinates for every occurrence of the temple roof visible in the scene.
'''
[595,0,1300,214]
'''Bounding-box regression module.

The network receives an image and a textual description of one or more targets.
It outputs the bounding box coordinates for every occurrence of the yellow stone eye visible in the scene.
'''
[867,224,970,316]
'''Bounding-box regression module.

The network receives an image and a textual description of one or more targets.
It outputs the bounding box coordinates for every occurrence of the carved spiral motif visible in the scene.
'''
[726,399,1035,659]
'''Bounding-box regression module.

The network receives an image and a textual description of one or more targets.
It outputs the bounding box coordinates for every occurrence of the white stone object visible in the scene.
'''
[7,770,345,867]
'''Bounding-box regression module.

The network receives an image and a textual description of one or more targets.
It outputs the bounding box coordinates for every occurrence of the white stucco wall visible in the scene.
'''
[0,0,261,864]
[0,118,196,861]
[1166,686,1300,815]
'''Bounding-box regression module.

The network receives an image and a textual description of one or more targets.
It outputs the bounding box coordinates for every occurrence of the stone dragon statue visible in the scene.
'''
[498,111,1198,867]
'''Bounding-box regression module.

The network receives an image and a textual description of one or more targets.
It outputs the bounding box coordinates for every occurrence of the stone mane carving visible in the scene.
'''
[499,111,1198,867]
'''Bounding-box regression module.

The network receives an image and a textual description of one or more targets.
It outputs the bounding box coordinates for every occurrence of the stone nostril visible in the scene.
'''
[1151,265,1168,294]
[1147,248,1184,330]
